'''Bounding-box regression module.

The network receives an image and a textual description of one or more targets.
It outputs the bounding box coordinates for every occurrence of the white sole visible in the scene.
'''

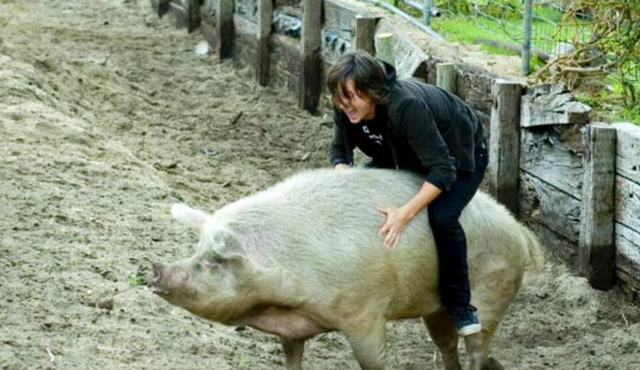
[458,323,482,336]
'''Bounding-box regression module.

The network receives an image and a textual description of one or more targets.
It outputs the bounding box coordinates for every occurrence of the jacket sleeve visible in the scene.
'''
[329,111,354,167]
[394,98,457,191]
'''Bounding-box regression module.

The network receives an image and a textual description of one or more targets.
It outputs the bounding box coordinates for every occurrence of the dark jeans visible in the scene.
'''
[428,145,488,312]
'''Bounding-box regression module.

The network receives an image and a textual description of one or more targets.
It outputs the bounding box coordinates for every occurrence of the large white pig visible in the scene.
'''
[148,168,544,370]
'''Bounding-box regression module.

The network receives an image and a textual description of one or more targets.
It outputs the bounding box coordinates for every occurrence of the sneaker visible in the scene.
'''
[451,306,482,336]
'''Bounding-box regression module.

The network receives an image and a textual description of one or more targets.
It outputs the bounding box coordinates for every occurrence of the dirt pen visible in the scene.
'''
[1,0,640,369]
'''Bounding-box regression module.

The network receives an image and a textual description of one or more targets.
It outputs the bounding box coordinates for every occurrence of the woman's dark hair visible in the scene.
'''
[326,51,389,106]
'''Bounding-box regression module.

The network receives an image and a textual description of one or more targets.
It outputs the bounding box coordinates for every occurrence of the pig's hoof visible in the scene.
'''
[481,357,505,370]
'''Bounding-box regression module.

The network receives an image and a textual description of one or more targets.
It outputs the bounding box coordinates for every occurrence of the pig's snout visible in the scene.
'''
[147,263,167,295]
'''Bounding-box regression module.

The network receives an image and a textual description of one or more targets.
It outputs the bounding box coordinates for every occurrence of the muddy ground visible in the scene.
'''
[0,0,639,369]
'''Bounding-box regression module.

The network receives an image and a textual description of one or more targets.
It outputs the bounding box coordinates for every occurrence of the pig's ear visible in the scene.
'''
[171,203,209,229]
[213,230,245,260]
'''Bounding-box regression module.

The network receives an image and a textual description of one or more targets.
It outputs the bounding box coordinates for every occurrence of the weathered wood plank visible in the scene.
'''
[235,0,258,23]
[233,12,257,36]
[353,16,378,56]
[199,0,217,47]
[269,34,301,92]
[519,126,584,199]
[200,21,217,48]
[256,0,273,87]
[199,0,216,24]
[579,123,617,290]
[613,122,640,184]
[300,0,322,113]
[323,0,360,37]
[616,175,640,233]
[217,0,234,59]
[519,171,581,244]
[232,14,258,75]
[520,83,591,128]
[321,1,354,66]
[489,80,522,216]
[615,222,640,299]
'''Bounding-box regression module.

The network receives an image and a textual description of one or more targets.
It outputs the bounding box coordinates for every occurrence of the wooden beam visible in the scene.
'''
[436,63,455,93]
[300,0,322,113]
[353,16,378,55]
[579,123,617,290]
[488,80,523,216]
[217,0,234,59]
[256,0,273,86]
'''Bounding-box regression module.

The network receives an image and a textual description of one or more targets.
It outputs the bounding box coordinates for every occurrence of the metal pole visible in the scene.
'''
[358,0,444,41]
[522,0,533,75]
[423,0,432,26]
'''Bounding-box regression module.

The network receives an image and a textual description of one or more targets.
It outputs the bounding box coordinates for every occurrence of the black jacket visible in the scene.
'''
[330,63,485,192]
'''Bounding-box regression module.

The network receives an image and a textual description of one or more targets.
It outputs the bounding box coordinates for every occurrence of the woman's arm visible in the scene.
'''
[330,111,353,168]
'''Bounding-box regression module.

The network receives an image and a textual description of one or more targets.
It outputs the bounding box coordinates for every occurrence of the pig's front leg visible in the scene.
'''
[344,320,387,370]
[423,311,462,370]
[464,333,485,370]
[281,338,304,370]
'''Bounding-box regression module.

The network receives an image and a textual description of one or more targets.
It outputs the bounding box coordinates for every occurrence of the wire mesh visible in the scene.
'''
[434,0,593,56]
[374,0,638,81]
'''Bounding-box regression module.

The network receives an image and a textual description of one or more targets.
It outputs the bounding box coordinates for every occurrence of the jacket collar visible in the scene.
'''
[380,60,397,86]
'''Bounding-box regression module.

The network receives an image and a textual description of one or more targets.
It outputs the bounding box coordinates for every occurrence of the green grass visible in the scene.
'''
[379,0,591,58]
[127,273,146,287]
[431,16,520,54]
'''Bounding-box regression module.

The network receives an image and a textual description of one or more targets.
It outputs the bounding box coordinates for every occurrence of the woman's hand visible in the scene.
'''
[377,181,442,249]
[377,207,410,248]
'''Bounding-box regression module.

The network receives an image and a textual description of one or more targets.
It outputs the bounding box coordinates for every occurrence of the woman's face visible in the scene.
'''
[334,79,376,124]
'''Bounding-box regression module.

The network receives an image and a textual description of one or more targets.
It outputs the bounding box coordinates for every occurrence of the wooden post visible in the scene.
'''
[217,0,234,59]
[375,33,395,67]
[256,0,273,86]
[151,0,170,17]
[579,123,617,290]
[300,0,322,113]
[353,16,378,56]
[488,80,522,216]
[187,0,200,33]
[436,63,455,93]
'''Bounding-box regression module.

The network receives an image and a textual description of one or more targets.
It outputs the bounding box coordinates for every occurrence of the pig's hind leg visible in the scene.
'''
[422,310,462,370]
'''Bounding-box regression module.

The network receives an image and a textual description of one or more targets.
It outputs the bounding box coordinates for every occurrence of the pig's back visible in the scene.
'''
[212,169,439,310]
[213,168,528,317]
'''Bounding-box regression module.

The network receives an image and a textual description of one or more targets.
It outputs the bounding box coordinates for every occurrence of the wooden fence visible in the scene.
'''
[149,0,640,299]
